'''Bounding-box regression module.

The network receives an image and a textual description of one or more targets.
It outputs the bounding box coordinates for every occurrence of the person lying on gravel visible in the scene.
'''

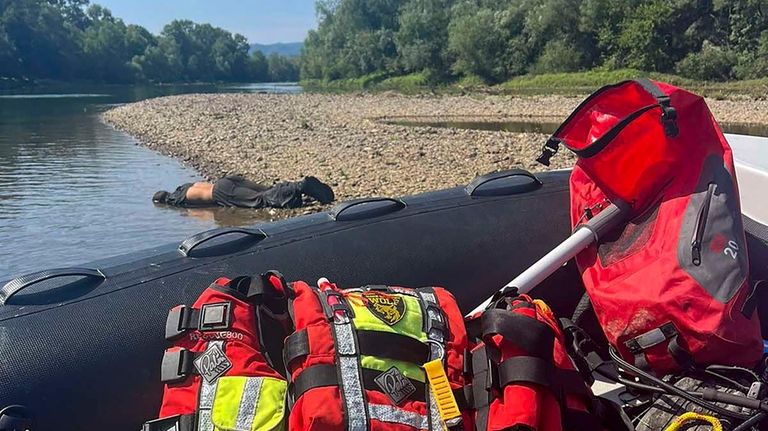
[152,175,334,209]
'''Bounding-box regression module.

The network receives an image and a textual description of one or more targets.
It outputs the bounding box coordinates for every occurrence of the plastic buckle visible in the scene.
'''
[199,302,231,331]
[536,138,560,166]
[661,106,679,137]
[165,306,195,340]
[160,349,194,383]
[142,415,188,431]
[490,285,518,307]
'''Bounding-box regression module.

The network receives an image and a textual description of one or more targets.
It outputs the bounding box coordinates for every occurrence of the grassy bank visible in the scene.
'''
[302,69,768,99]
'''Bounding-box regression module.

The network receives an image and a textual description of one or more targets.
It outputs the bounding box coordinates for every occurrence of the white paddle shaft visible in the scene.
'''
[467,202,628,316]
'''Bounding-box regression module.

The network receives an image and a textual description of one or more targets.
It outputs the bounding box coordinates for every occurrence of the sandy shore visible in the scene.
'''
[104,92,768,213]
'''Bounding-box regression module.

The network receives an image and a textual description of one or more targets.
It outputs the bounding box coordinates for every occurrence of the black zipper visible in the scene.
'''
[691,183,716,266]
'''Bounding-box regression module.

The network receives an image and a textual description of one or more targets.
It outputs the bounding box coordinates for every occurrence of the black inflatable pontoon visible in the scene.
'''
[1,168,767,431]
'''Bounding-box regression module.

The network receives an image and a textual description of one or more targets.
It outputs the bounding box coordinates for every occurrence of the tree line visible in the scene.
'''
[0,0,299,83]
[300,0,768,83]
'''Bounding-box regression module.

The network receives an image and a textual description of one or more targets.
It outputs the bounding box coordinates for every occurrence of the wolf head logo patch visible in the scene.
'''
[365,293,405,325]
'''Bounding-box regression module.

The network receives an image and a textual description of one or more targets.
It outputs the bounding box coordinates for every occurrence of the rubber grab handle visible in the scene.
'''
[179,227,268,257]
[465,169,542,196]
[0,267,106,306]
[330,197,406,221]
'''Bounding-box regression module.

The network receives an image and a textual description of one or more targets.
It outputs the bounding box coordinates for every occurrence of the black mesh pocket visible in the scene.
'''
[598,203,660,267]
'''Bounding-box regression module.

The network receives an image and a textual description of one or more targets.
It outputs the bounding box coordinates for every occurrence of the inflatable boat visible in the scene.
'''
[1,134,767,431]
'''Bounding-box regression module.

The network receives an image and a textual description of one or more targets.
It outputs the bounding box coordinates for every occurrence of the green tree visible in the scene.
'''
[395,0,452,80]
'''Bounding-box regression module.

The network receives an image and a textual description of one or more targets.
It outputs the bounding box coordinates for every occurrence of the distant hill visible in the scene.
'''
[250,42,303,57]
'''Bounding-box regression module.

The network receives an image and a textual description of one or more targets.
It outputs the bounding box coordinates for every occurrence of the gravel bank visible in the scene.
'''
[104,93,768,214]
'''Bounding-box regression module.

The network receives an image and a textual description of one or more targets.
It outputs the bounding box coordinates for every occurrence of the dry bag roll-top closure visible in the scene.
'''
[543,78,763,374]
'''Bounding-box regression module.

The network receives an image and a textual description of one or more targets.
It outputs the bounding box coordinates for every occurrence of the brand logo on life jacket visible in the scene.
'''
[194,344,232,383]
[365,293,405,325]
[374,366,417,405]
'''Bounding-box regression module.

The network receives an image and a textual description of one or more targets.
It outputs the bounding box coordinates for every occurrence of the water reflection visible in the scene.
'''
[0,82,302,279]
[156,205,275,227]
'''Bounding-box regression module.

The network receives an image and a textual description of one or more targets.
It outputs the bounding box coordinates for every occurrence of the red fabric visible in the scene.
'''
[158,277,283,417]
[480,296,596,431]
[287,282,471,431]
[564,80,762,373]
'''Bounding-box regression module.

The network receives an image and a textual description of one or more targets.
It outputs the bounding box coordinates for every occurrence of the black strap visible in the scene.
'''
[291,364,427,402]
[466,345,493,431]
[571,104,660,158]
[538,78,678,165]
[165,306,201,340]
[165,302,234,340]
[634,78,678,138]
[559,318,613,385]
[142,414,196,431]
[625,322,694,370]
[634,78,668,102]
[283,329,311,367]
[357,331,431,365]
[283,329,430,368]
[741,279,765,318]
[668,334,694,370]
[570,292,592,327]
[481,309,555,359]
[160,348,200,383]
[497,356,553,388]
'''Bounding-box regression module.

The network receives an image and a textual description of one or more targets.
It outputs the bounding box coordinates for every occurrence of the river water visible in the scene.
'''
[0,83,301,279]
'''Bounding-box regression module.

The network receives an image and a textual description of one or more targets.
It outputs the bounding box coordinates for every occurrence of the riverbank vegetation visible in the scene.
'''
[302,69,768,98]
[300,0,768,92]
[0,0,299,84]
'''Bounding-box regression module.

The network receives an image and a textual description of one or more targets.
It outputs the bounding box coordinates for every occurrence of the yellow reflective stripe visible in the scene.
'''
[349,295,426,341]
[252,378,288,431]
[211,376,287,431]
[361,355,425,382]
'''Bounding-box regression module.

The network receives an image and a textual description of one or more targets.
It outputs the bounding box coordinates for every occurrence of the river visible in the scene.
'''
[0,83,301,279]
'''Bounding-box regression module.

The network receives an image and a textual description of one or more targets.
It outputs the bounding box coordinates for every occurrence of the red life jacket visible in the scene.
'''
[143,272,291,431]
[466,294,608,431]
[546,78,762,373]
[283,280,472,431]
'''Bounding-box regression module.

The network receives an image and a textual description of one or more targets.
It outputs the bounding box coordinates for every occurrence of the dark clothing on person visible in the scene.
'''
[165,183,195,207]
[154,175,334,209]
[212,175,304,209]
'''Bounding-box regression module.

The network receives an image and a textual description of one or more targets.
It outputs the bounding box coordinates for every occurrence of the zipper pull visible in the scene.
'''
[690,183,716,266]
[692,243,702,266]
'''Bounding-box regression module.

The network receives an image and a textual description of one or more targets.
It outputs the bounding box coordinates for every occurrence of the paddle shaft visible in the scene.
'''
[467,201,629,316]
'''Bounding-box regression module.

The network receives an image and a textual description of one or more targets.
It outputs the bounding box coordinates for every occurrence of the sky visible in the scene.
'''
[94,0,317,44]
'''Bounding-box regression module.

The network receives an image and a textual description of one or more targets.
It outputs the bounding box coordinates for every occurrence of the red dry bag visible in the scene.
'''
[543,79,762,373]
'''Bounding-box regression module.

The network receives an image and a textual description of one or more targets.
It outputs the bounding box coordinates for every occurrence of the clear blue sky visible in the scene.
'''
[94,0,317,44]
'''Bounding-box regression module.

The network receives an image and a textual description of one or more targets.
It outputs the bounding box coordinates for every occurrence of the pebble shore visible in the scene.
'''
[104,92,768,215]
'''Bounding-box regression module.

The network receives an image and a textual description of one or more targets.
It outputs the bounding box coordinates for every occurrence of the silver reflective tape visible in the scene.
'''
[235,377,264,431]
[419,292,437,305]
[369,403,429,430]
[427,394,441,430]
[338,356,367,431]
[197,409,214,431]
[335,322,356,355]
[427,308,443,325]
[198,340,224,431]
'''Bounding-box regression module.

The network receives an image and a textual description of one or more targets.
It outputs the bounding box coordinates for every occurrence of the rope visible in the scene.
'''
[663,412,722,431]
